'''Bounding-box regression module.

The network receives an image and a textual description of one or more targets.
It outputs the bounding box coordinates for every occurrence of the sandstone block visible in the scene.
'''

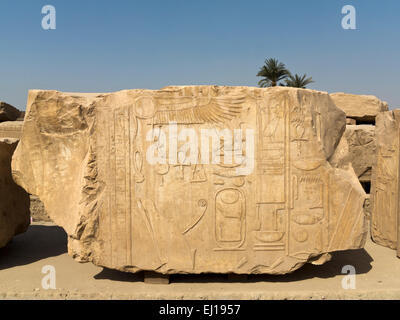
[12,86,367,274]
[0,121,49,222]
[0,102,21,122]
[0,138,30,248]
[344,125,375,185]
[30,195,51,222]
[364,195,371,219]
[330,93,388,123]
[371,110,400,256]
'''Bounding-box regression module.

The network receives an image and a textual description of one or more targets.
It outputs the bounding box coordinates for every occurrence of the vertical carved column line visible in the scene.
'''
[285,98,291,256]
[126,107,132,265]
[109,109,116,266]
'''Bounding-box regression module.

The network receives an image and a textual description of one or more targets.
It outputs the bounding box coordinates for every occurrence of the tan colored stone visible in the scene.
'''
[0,102,21,122]
[344,125,375,183]
[30,195,51,222]
[346,118,356,125]
[364,194,371,220]
[0,121,23,139]
[328,129,372,217]
[330,92,388,122]
[12,86,367,274]
[371,110,400,256]
[0,121,49,222]
[0,138,30,248]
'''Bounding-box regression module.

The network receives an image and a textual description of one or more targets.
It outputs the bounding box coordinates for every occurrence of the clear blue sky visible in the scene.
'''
[1,0,399,110]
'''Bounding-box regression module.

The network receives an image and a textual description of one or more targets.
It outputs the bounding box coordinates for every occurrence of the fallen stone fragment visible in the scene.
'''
[344,125,375,184]
[371,110,400,257]
[12,86,367,274]
[330,92,388,123]
[0,102,21,122]
[0,138,30,248]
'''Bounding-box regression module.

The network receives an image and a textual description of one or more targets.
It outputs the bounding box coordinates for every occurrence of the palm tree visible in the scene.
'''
[284,73,314,89]
[257,58,290,87]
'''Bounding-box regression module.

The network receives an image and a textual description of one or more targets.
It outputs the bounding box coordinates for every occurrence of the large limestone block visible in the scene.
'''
[12,86,367,274]
[0,102,21,122]
[330,93,388,122]
[344,125,375,183]
[0,121,23,139]
[0,138,30,248]
[371,110,400,256]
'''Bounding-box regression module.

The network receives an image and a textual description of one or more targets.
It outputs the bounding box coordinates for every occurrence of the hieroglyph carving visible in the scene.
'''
[12,86,367,274]
[371,110,400,257]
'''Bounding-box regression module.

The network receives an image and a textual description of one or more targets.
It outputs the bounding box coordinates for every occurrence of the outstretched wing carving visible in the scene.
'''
[153,95,245,125]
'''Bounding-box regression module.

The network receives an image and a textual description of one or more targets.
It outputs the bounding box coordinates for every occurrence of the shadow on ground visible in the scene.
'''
[95,249,373,284]
[0,224,67,270]
[0,223,374,283]
[175,249,373,283]
[94,268,144,282]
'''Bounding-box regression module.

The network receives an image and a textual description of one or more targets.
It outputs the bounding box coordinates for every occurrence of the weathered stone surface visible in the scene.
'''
[0,121,49,222]
[346,118,356,125]
[30,195,51,222]
[328,128,372,217]
[344,125,375,183]
[12,86,367,274]
[0,121,23,139]
[0,102,21,122]
[0,138,30,248]
[330,93,388,123]
[364,195,371,219]
[371,110,400,256]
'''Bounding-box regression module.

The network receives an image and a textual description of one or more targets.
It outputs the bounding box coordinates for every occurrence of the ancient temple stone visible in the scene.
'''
[30,195,51,222]
[12,86,367,274]
[330,93,383,215]
[371,110,400,257]
[330,93,388,124]
[0,102,21,122]
[0,138,30,248]
[0,121,49,222]
[344,125,375,186]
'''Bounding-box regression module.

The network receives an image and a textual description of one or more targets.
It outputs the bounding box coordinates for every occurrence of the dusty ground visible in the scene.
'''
[0,222,399,300]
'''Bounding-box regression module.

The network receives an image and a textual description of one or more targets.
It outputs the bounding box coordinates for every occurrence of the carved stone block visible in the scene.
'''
[12,86,367,274]
[30,195,51,222]
[371,110,400,257]
[344,125,375,185]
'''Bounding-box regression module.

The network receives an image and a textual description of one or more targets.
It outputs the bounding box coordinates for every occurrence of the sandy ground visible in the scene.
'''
[0,222,399,300]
